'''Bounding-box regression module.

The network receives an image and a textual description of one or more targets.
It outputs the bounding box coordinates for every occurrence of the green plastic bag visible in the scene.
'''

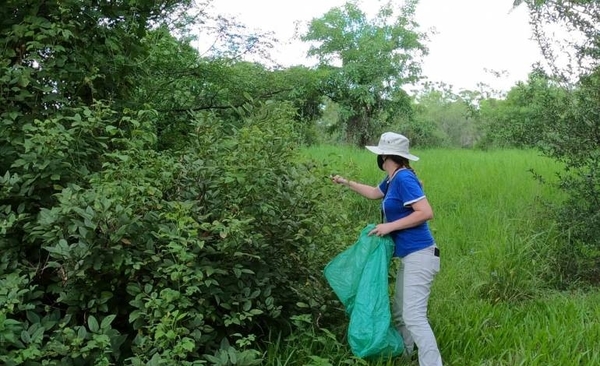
[324,224,404,359]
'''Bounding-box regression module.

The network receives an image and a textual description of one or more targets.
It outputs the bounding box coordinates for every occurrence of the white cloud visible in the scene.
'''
[415,0,543,91]
[205,0,545,92]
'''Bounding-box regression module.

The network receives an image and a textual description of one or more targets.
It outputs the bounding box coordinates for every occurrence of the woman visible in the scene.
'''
[331,132,442,366]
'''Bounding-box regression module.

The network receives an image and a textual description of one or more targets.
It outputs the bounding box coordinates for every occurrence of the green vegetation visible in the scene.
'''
[2,0,600,364]
[266,146,600,366]
[302,0,426,145]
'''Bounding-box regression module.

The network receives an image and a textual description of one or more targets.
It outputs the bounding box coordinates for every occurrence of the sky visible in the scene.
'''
[203,0,545,93]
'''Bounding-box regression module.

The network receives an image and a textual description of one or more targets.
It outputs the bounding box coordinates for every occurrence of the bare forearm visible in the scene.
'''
[345,180,381,199]
[331,175,382,199]
[388,211,431,231]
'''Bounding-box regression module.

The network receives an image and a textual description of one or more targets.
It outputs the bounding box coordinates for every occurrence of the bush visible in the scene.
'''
[535,69,600,285]
[0,100,350,364]
[477,69,568,149]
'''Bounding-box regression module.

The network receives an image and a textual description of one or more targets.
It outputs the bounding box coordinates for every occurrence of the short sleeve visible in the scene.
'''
[378,177,389,196]
[396,171,425,206]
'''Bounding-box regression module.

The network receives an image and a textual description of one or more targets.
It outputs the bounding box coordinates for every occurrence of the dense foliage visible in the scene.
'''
[3,0,600,364]
[0,1,350,364]
[303,0,426,146]
[501,0,600,284]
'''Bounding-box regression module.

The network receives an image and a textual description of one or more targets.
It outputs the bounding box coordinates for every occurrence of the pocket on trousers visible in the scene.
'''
[431,255,440,273]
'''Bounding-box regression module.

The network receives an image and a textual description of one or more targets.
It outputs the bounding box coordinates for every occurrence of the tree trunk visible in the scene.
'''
[345,113,371,146]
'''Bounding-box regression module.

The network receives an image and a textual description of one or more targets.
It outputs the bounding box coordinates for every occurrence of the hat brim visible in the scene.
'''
[365,145,420,161]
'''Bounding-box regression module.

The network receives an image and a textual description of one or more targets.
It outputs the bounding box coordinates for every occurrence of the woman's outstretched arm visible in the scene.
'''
[331,175,384,200]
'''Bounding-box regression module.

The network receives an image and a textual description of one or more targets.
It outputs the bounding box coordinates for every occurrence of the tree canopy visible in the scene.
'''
[302,0,427,145]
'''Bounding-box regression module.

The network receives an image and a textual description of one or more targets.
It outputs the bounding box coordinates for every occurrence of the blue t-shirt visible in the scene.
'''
[378,169,435,258]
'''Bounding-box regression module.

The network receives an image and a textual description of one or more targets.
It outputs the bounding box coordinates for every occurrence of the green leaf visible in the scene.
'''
[78,326,88,339]
[233,267,242,278]
[26,311,40,324]
[228,347,238,364]
[242,301,252,312]
[30,326,45,343]
[147,353,161,366]
[88,315,99,332]
[21,330,31,344]
[100,315,116,329]
[129,310,141,323]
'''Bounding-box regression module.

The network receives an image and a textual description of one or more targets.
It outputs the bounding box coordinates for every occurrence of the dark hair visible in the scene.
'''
[386,155,416,175]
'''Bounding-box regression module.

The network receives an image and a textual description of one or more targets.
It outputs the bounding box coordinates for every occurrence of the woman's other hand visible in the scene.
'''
[368,223,395,236]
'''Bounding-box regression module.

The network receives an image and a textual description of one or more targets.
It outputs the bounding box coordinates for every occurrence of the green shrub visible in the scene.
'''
[533,70,600,285]
[0,103,155,365]
[1,100,349,364]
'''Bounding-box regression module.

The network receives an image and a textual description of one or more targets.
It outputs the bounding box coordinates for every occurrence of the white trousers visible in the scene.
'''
[392,245,442,366]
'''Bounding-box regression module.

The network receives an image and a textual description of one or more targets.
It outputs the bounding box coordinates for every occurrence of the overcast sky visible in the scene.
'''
[203,0,545,93]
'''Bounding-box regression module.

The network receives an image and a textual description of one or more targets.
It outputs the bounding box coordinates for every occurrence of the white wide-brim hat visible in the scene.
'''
[365,132,419,161]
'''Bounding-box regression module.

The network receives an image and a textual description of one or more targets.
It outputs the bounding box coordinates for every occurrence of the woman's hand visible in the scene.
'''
[330,175,348,185]
[368,223,395,236]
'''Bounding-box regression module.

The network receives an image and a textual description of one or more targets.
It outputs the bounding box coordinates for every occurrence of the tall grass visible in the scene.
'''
[268,146,600,366]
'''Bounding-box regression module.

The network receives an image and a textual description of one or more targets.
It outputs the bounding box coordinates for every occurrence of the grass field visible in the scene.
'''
[265,146,600,366]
